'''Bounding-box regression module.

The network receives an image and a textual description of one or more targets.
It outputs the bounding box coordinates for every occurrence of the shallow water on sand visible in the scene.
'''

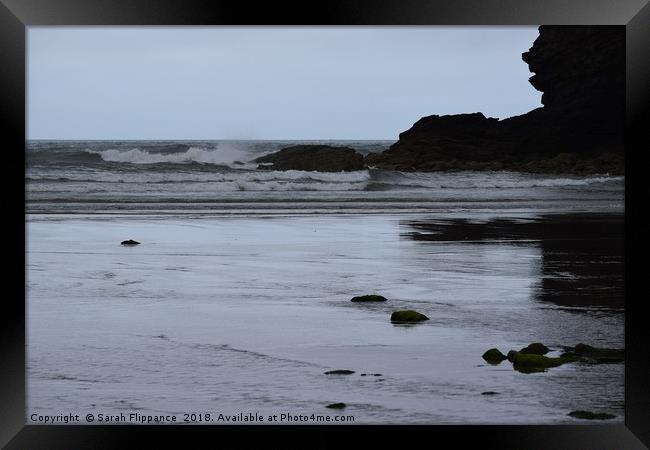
[26,212,624,424]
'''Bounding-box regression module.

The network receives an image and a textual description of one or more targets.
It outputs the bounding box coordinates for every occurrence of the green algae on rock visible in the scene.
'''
[390,310,429,323]
[350,295,388,303]
[510,352,577,373]
[482,348,507,364]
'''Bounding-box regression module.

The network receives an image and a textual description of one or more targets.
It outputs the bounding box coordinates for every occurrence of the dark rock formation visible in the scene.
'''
[390,310,429,323]
[350,294,388,303]
[326,403,347,409]
[366,26,625,175]
[324,369,355,375]
[568,410,616,420]
[121,239,140,245]
[254,145,364,172]
[482,348,507,364]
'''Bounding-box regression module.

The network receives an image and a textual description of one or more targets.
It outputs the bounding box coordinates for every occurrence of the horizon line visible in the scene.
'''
[26,138,399,141]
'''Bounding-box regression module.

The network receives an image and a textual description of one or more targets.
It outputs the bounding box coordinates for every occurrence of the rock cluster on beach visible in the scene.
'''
[255,27,624,175]
[480,341,621,419]
[483,342,624,374]
[560,343,625,364]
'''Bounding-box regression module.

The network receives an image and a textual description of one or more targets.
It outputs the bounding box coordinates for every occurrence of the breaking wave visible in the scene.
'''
[86,145,254,166]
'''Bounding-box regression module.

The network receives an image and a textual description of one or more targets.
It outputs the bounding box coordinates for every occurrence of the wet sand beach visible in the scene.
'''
[27,211,624,424]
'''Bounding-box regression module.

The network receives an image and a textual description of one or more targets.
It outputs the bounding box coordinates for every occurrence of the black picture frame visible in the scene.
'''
[2,0,649,448]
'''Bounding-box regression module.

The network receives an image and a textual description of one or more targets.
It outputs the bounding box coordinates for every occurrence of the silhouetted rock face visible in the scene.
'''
[522,26,625,113]
[365,112,510,170]
[367,26,625,174]
[255,145,364,172]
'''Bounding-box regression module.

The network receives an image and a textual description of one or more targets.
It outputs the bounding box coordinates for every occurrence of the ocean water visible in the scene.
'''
[26,140,625,424]
[26,140,623,215]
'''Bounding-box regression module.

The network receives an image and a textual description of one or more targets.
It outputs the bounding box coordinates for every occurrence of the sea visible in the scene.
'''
[26,140,625,424]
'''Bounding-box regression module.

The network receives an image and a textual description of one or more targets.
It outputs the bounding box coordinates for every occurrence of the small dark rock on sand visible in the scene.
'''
[350,295,388,303]
[121,239,140,246]
[324,370,355,375]
[390,310,429,323]
[482,348,507,364]
[568,410,616,420]
[326,403,347,409]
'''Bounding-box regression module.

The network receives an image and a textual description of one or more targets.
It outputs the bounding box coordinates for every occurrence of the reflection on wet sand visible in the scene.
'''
[400,213,624,310]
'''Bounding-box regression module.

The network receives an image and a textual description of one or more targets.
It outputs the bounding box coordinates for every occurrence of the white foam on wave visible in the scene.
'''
[210,180,367,192]
[28,163,622,193]
[384,172,624,189]
[28,167,372,185]
[519,176,624,187]
[86,144,255,166]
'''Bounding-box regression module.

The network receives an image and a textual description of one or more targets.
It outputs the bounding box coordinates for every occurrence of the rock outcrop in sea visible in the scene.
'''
[254,145,365,172]
[365,26,625,175]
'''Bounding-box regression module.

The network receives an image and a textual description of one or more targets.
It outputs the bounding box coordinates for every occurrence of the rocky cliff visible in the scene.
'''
[366,26,625,174]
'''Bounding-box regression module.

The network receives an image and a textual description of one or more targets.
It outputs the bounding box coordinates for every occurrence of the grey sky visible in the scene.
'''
[28,27,541,140]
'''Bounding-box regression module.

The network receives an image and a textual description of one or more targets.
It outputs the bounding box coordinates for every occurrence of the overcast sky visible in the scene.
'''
[28,27,541,140]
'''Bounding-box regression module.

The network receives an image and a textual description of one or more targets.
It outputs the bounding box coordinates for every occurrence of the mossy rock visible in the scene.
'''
[326,403,347,409]
[561,343,624,364]
[482,348,507,364]
[519,342,550,355]
[324,369,355,375]
[510,352,576,373]
[568,410,616,420]
[351,295,387,303]
[390,310,429,323]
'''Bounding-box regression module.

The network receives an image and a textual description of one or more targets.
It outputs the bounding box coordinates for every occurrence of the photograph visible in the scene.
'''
[23,24,628,426]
